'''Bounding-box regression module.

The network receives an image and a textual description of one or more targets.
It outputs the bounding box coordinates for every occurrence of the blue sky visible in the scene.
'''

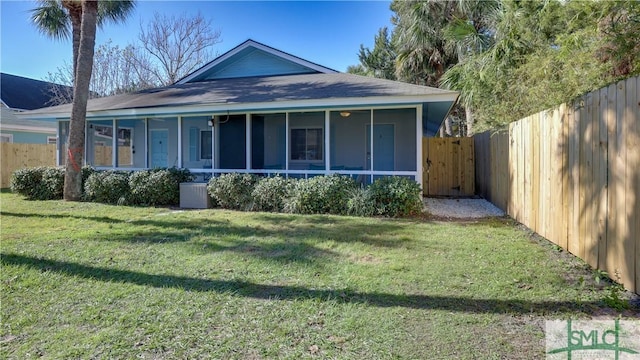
[0,0,393,81]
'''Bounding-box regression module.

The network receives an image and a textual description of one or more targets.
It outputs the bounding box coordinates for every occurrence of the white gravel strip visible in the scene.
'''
[424,198,505,219]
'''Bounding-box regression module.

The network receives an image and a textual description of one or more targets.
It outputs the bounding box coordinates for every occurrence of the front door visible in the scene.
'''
[150,129,168,168]
[366,124,395,171]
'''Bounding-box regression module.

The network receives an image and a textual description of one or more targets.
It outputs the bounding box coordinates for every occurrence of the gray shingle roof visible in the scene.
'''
[24,73,457,117]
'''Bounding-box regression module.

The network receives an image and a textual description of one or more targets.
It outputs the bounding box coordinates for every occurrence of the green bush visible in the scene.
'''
[40,167,65,200]
[207,173,258,210]
[165,167,195,184]
[284,174,356,215]
[128,168,193,206]
[251,176,295,212]
[10,167,46,199]
[346,187,375,217]
[368,176,423,217]
[10,166,65,200]
[84,170,131,204]
[10,165,96,200]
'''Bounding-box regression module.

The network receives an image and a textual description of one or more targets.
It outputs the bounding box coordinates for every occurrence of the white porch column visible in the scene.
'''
[111,119,116,168]
[214,116,220,170]
[370,109,374,184]
[211,116,215,170]
[177,116,183,168]
[416,105,423,188]
[285,112,289,174]
[246,113,251,170]
[144,118,149,168]
[324,110,330,172]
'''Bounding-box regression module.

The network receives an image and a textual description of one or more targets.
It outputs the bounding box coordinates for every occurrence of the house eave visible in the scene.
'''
[21,93,459,121]
[0,124,56,133]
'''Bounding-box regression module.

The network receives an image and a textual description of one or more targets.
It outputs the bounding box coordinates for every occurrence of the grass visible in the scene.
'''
[1,191,637,359]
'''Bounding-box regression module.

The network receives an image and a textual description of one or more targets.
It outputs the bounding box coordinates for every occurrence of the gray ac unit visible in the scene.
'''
[180,183,212,209]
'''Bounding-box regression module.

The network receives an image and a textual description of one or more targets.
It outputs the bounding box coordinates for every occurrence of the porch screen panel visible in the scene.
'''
[148,117,178,168]
[288,112,324,170]
[116,119,144,168]
[330,110,370,172]
[88,120,114,167]
[251,113,285,170]
[181,116,211,169]
[58,121,69,165]
[217,114,246,170]
[372,109,416,172]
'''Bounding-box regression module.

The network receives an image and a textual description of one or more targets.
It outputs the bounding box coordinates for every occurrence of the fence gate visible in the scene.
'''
[422,137,475,196]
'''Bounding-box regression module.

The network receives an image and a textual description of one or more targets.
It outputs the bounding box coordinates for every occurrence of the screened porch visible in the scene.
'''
[58,107,422,184]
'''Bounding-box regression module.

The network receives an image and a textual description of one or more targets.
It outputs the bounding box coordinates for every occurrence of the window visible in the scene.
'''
[0,133,13,143]
[47,136,57,144]
[200,130,212,160]
[291,128,322,161]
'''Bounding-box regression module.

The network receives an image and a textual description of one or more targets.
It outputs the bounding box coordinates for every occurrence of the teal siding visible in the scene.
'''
[198,48,318,80]
[1,130,53,144]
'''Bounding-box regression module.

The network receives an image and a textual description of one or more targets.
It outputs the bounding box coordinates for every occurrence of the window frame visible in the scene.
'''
[290,127,323,162]
[200,129,212,160]
[0,133,13,143]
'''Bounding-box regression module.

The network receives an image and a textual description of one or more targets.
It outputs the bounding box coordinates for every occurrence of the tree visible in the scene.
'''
[46,40,156,104]
[349,27,397,80]
[64,0,98,200]
[392,0,459,87]
[31,0,135,86]
[439,0,640,132]
[128,11,221,85]
[31,0,135,200]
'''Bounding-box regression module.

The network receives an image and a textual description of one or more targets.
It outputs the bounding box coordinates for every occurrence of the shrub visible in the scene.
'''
[251,176,295,212]
[10,167,46,199]
[165,167,195,184]
[207,173,258,210]
[346,186,375,217]
[368,176,423,217]
[40,167,65,200]
[128,168,192,206]
[84,170,131,204]
[82,165,96,187]
[11,166,95,200]
[284,174,356,215]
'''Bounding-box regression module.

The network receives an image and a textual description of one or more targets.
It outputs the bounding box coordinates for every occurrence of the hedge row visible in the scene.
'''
[208,173,423,217]
[11,166,423,217]
[10,166,193,206]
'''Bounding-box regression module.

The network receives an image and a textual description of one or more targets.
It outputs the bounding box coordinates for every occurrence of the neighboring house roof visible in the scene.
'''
[1,73,71,110]
[0,107,56,133]
[20,40,458,136]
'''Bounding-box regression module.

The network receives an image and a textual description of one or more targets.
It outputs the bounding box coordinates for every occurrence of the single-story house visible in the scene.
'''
[0,73,71,144]
[20,40,458,185]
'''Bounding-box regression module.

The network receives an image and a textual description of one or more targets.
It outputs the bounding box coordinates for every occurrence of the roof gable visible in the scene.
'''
[1,73,72,110]
[178,39,337,84]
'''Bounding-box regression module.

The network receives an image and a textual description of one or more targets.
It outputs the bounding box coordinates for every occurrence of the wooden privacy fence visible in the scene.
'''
[422,137,475,196]
[0,143,57,188]
[474,76,639,294]
[93,145,133,167]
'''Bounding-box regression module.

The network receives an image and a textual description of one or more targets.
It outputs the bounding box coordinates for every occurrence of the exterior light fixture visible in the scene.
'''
[340,111,351,118]
[208,117,215,127]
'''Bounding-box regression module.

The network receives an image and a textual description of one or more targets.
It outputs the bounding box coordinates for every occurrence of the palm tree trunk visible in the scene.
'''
[64,0,97,201]
[465,106,474,137]
[62,1,82,87]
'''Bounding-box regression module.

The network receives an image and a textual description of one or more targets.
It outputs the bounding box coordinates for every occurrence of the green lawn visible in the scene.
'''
[1,191,637,359]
